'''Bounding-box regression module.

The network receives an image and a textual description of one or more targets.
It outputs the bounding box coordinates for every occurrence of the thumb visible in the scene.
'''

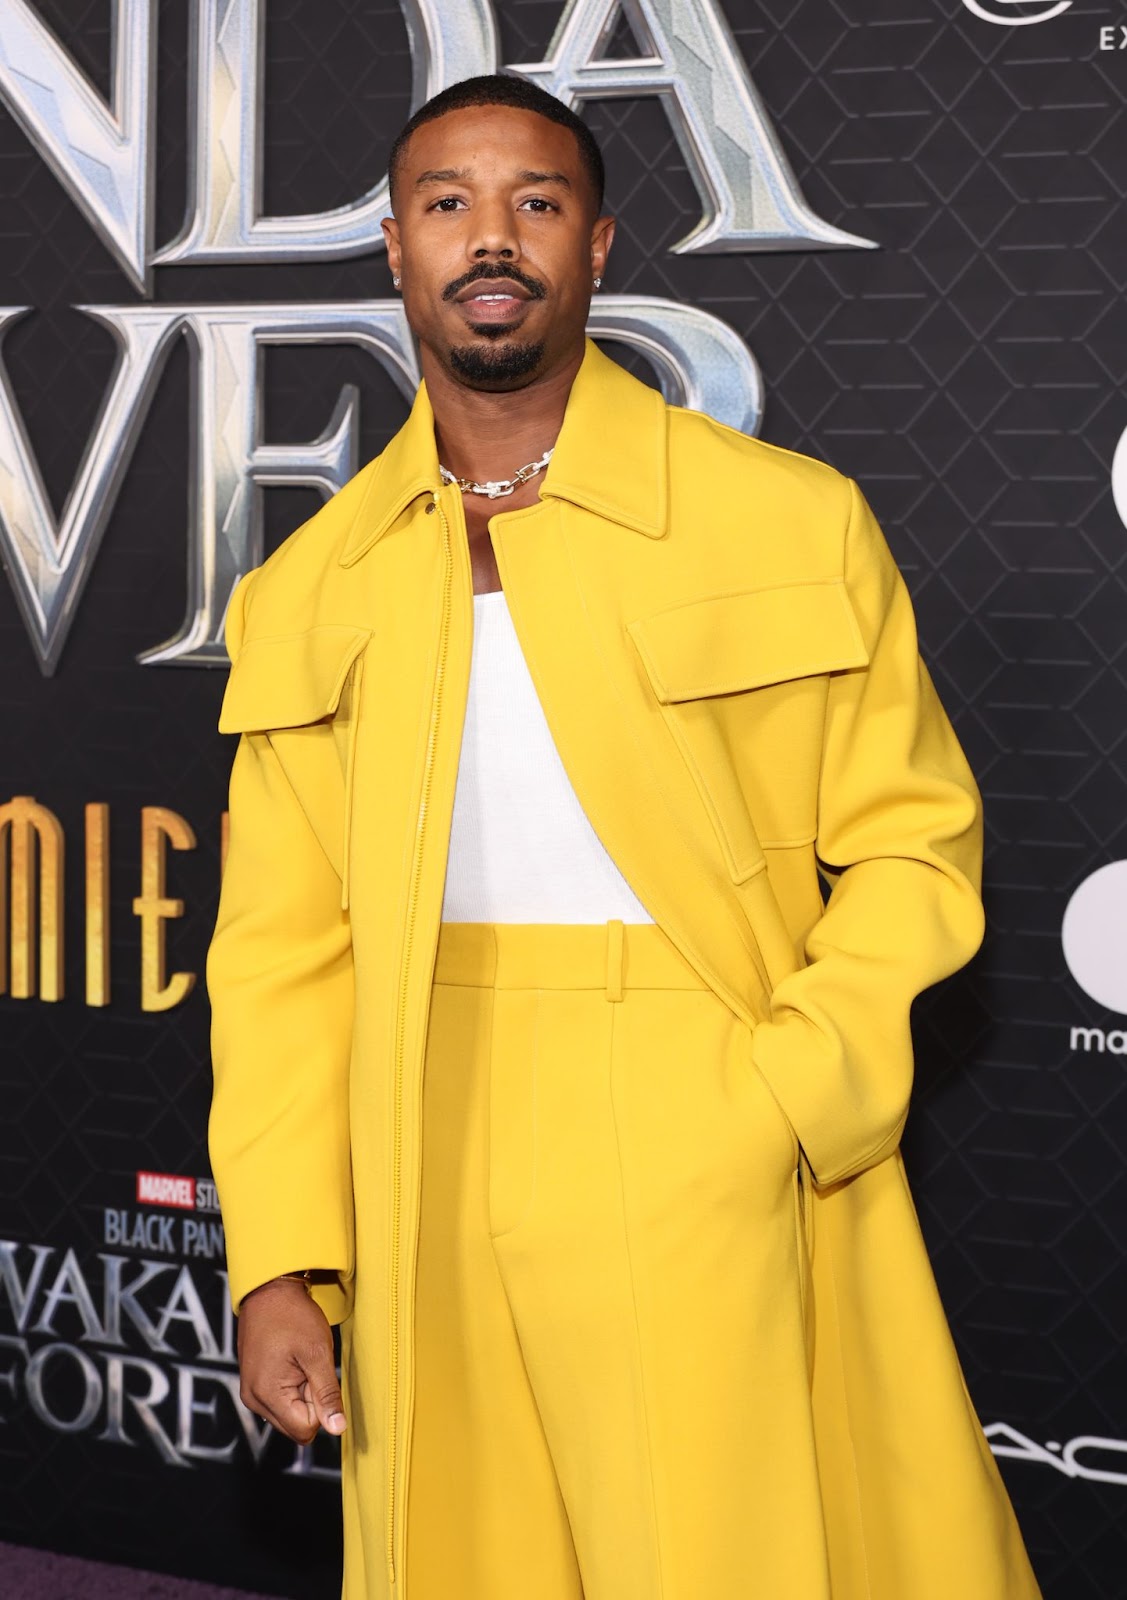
[301,1344,347,1436]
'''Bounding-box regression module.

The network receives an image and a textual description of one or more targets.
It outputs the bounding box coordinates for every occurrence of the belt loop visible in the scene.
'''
[605,919,624,1002]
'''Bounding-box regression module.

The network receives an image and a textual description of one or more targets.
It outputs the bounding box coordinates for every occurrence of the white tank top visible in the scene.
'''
[440,589,655,924]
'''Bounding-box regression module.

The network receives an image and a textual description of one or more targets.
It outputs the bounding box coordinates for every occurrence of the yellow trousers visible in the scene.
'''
[405,918,828,1598]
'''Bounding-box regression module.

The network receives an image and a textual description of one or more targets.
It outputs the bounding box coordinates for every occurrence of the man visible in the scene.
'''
[207,75,1041,1600]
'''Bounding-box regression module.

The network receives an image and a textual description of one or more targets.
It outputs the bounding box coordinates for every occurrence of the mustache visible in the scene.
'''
[442,263,548,303]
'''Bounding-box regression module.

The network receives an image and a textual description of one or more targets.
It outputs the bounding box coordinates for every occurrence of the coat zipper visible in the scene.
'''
[386,491,452,1586]
[339,652,364,912]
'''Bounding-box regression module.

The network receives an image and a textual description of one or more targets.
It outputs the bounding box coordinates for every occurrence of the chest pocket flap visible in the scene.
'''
[627,582,870,880]
[219,625,371,733]
[627,579,868,703]
[218,625,370,906]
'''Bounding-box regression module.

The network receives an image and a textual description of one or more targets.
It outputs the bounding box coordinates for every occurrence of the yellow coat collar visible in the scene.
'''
[339,338,668,567]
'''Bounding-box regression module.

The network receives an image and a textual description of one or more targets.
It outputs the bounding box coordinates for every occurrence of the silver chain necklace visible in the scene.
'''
[438,446,554,500]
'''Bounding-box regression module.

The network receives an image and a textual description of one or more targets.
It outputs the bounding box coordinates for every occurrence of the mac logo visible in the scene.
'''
[961,0,1072,26]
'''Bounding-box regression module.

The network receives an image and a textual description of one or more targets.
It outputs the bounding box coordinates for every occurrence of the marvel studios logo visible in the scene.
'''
[135,1171,220,1213]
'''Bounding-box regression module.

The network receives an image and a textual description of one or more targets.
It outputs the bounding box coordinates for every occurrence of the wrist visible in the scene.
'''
[243,1271,313,1306]
[275,1268,314,1294]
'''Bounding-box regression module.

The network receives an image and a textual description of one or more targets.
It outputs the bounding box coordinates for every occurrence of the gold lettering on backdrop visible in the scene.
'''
[0,801,234,1010]
[85,803,110,1006]
[132,807,197,1012]
[0,796,64,1001]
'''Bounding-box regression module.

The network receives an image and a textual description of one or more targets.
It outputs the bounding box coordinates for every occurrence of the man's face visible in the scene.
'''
[383,105,614,391]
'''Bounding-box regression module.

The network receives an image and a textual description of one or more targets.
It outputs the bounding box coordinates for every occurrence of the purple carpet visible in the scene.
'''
[0,1543,280,1600]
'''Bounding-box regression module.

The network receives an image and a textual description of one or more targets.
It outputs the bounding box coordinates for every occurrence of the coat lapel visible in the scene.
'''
[335,339,777,1028]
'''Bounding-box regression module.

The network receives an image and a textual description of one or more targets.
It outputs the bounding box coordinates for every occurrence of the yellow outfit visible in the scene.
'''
[412,918,822,1599]
[207,341,1042,1598]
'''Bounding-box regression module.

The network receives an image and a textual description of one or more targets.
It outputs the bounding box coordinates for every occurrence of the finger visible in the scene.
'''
[297,1376,318,1433]
[298,1347,347,1436]
[271,1398,319,1444]
[247,1384,317,1445]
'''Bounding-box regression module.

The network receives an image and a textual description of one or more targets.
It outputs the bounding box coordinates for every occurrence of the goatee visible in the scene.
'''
[449,338,546,388]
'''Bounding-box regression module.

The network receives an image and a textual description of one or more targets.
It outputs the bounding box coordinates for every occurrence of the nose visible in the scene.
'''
[468,196,519,263]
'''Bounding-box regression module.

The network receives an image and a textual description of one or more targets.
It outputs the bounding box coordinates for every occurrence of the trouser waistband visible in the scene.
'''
[433,920,711,1001]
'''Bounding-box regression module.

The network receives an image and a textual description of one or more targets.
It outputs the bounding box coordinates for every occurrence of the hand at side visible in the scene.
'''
[237,1278,347,1442]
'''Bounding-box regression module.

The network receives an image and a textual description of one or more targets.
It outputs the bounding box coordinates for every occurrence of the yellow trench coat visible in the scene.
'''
[207,341,1041,1598]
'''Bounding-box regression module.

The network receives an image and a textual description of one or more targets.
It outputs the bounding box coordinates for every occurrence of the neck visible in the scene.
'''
[421,342,584,484]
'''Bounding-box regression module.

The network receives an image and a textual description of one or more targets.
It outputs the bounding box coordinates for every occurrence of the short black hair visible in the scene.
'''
[388,74,605,214]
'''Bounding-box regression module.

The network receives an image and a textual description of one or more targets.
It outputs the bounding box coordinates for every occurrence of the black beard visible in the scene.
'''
[448,337,546,389]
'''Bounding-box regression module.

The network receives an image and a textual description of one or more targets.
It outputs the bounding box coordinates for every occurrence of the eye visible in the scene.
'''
[520,197,558,213]
[431,196,466,212]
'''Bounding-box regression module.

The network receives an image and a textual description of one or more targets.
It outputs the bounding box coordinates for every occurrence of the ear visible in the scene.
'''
[591,214,616,281]
[382,216,401,278]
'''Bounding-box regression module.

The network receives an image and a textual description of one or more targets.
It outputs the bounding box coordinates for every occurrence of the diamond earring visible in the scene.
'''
[392,275,401,289]
[593,275,602,290]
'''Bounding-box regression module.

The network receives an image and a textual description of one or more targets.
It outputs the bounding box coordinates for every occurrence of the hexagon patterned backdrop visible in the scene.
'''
[0,2,1124,1597]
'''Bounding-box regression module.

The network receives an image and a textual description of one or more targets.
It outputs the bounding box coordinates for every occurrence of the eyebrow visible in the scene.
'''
[517,170,572,189]
[414,168,472,188]
[412,167,573,190]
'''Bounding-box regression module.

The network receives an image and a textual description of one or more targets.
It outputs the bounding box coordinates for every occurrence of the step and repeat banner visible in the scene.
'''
[0,1,1124,1596]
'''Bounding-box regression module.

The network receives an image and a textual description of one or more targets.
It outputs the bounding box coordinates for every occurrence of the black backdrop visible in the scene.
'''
[1,2,1125,1597]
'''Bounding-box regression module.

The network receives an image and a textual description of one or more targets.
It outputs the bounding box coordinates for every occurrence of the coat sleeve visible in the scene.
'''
[206,570,355,1321]
[750,478,985,1189]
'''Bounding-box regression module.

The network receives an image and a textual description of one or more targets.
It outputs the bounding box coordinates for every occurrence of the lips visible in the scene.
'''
[454,278,532,324]
[454,278,530,305]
